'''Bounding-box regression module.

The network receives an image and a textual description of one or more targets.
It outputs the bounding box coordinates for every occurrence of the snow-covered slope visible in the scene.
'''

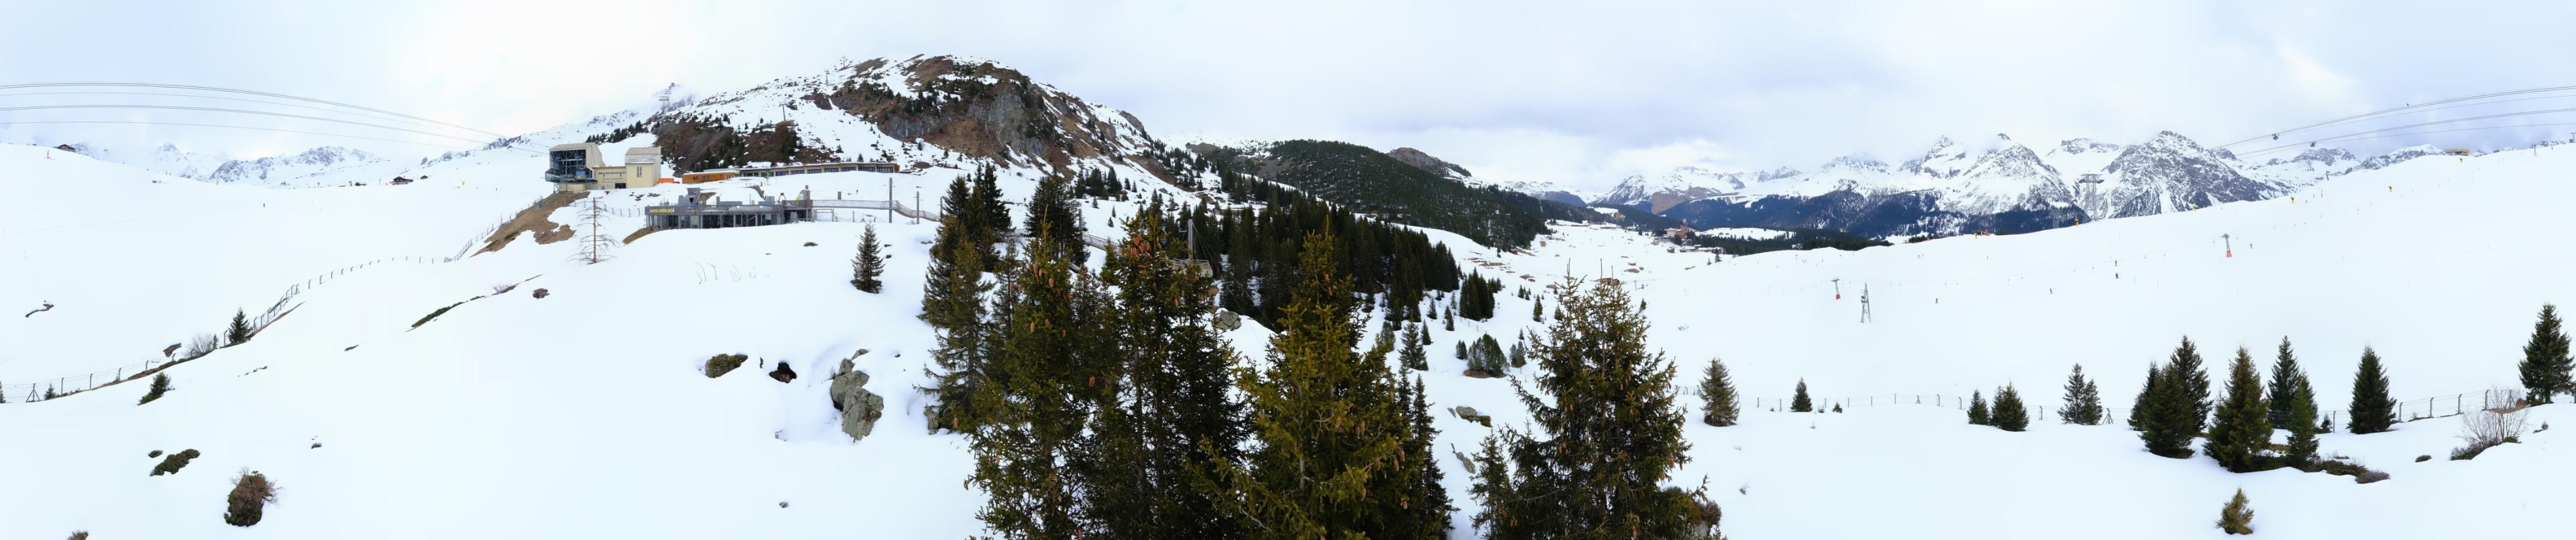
[46,142,236,179]
[7,127,2576,539]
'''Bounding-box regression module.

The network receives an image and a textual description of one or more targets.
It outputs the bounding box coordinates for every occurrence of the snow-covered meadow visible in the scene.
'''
[4,137,2574,538]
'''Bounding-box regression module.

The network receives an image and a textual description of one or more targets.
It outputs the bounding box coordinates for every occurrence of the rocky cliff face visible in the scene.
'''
[640,55,1166,180]
[1387,146,1473,180]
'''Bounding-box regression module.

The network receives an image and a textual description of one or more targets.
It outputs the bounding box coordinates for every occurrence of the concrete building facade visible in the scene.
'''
[544,143,666,191]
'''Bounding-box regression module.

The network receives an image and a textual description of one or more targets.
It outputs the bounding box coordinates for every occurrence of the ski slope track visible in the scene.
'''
[5,129,2576,537]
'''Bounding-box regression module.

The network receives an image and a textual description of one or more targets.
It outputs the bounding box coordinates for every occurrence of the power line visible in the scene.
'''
[0,82,516,139]
[0,104,542,153]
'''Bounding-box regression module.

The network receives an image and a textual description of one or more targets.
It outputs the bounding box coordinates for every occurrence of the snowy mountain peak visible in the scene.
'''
[202,146,390,185]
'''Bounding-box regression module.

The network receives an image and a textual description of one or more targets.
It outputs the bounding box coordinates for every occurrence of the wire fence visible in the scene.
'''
[4,253,458,403]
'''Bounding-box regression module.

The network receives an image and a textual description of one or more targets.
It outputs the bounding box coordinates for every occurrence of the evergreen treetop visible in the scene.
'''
[2519,304,2572,404]
[2349,347,2397,434]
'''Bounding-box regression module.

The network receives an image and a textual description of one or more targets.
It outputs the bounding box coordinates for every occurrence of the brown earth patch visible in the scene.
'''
[476,192,584,255]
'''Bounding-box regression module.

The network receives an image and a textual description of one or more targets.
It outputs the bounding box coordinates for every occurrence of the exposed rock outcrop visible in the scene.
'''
[828,350,885,442]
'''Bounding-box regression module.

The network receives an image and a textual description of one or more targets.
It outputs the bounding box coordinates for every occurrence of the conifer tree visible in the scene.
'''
[2348,347,2397,434]
[966,233,1104,539]
[2518,304,2571,404]
[1966,390,1990,425]
[2216,488,2255,535]
[1389,375,1454,539]
[2127,362,2162,431]
[1470,277,1707,540]
[2204,347,2274,472]
[1533,298,1544,321]
[1992,383,2029,431]
[2266,337,2311,427]
[2282,385,2320,467]
[139,373,172,405]
[227,309,253,346]
[921,215,994,431]
[1456,340,1468,360]
[1082,206,1248,539]
[851,224,885,293]
[1790,379,1813,412]
[1208,231,1425,539]
[2168,337,2214,434]
[1698,357,1741,427]
[2136,351,2202,458]
[1399,323,1430,371]
[1022,174,1088,265]
[2061,364,2105,425]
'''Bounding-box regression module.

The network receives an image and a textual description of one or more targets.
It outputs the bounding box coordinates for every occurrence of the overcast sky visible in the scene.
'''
[6,0,2573,192]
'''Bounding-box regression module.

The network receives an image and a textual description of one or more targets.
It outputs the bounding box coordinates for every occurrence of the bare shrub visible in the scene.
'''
[223,469,278,526]
[2452,388,2530,460]
[183,334,222,360]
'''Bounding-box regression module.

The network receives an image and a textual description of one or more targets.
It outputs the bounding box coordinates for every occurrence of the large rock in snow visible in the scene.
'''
[828,350,885,443]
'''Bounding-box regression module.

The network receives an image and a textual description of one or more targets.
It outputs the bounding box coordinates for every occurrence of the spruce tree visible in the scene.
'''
[1399,323,1430,371]
[1210,231,1424,539]
[1698,357,1740,427]
[1966,390,1990,425]
[2127,362,2161,431]
[138,373,172,405]
[2061,364,2104,425]
[2282,383,2320,468]
[1085,207,1246,539]
[2168,337,2214,434]
[2348,347,2396,434]
[1456,340,1468,360]
[2266,337,2307,427]
[1470,277,1707,540]
[921,215,994,431]
[1791,379,1813,412]
[851,224,885,293]
[2203,347,2274,473]
[1473,335,1506,374]
[1022,174,1087,265]
[1992,383,2029,431]
[966,233,1103,539]
[2217,488,2255,535]
[226,309,253,346]
[1390,375,1454,539]
[2518,304,2571,404]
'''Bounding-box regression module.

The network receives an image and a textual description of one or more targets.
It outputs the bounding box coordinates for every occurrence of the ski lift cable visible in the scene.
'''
[0,82,518,139]
[0,90,495,139]
[0,120,526,153]
[2239,121,2576,160]
[0,104,538,150]
[2235,107,2576,158]
[2220,84,2576,148]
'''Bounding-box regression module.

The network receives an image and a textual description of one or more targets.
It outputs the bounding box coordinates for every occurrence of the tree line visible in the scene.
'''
[914,172,1722,538]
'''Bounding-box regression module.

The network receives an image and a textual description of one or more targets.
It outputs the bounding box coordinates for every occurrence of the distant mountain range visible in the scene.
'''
[47,142,390,186]
[1580,133,2445,238]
